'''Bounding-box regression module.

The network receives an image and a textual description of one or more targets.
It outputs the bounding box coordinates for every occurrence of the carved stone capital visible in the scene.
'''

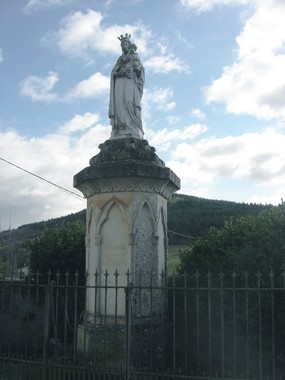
[129,232,137,246]
[75,176,179,200]
[73,138,180,200]
[85,235,91,247]
[94,234,102,246]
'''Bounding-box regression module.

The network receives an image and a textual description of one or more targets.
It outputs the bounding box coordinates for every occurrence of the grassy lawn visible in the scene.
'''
[167,244,190,273]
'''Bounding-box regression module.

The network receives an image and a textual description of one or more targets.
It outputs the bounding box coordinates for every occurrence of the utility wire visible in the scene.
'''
[168,230,196,240]
[1,157,195,240]
[0,157,85,202]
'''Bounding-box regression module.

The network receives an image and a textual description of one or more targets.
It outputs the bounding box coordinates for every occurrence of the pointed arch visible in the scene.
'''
[133,197,156,233]
[96,196,130,234]
[158,206,167,238]
[87,206,93,234]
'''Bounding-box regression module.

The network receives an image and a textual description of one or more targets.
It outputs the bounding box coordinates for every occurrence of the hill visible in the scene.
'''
[168,194,272,243]
[0,194,272,269]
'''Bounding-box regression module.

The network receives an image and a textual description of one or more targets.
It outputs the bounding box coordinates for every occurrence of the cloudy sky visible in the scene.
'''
[1,0,285,230]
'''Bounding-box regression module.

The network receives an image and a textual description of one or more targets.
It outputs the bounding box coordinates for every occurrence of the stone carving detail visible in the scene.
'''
[152,234,159,246]
[129,232,137,245]
[90,138,164,167]
[74,137,181,199]
[85,235,91,247]
[78,177,178,200]
[94,234,102,246]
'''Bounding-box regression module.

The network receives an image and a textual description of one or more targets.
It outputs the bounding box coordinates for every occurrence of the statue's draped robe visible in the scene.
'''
[109,52,144,137]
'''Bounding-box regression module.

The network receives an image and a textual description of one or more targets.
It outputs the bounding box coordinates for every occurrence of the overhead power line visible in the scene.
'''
[168,230,196,240]
[0,157,85,202]
[1,157,194,240]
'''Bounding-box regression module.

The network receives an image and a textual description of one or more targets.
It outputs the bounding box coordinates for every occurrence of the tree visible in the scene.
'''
[28,221,86,276]
[178,202,285,274]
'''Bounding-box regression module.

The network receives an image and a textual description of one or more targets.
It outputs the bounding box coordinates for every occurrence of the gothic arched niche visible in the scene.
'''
[158,206,167,277]
[133,201,156,280]
[98,197,130,273]
[97,198,130,316]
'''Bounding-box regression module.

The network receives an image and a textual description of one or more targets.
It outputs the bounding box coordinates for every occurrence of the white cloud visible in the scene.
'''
[191,108,206,119]
[143,87,176,118]
[169,128,285,198]
[58,112,100,134]
[24,0,72,13]
[20,71,59,102]
[205,0,285,121]
[67,72,109,100]
[0,113,110,229]
[46,10,151,63]
[144,55,191,74]
[0,48,3,63]
[148,124,208,151]
[1,117,284,229]
[20,71,109,103]
[44,9,188,74]
[180,0,250,12]
[165,116,181,125]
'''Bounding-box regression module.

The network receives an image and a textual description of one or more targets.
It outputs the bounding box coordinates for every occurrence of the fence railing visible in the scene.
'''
[0,269,284,379]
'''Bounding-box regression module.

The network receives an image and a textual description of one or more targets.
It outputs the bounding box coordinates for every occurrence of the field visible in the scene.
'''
[167,244,189,273]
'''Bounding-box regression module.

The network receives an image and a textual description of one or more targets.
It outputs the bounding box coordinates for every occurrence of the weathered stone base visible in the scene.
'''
[77,323,126,369]
[130,321,173,371]
[77,321,172,371]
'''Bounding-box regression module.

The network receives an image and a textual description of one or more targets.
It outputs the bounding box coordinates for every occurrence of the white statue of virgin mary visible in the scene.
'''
[108,33,145,139]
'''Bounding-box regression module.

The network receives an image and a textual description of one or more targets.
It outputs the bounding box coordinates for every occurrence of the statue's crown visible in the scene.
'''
[118,33,132,43]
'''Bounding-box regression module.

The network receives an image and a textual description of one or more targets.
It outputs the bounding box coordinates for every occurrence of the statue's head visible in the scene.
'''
[118,33,132,51]
[118,33,132,44]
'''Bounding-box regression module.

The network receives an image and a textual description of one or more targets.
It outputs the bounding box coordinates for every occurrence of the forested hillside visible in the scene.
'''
[0,194,272,269]
[168,194,272,243]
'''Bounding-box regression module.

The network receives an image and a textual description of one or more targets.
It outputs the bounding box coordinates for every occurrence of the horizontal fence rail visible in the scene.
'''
[0,269,285,379]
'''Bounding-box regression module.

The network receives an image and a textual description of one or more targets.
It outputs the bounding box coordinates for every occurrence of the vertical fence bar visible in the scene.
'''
[103,269,109,369]
[33,271,40,360]
[83,271,89,368]
[172,271,176,373]
[149,269,154,371]
[125,280,132,380]
[25,272,31,359]
[138,268,143,371]
[195,270,200,376]
[256,271,263,380]
[270,269,276,380]
[64,271,69,365]
[244,272,250,379]
[219,271,225,378]
[232,270,237,378]
[207,271,212,377]
[16,282,21,358]
[43,285,50,380]
[183,271,188,375]
[73,270,79,364]
[93,270,99,367]
[114,269,119,370]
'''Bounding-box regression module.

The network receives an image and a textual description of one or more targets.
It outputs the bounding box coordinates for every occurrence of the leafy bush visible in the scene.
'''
[179,202,285,274]
[28,221,85,276]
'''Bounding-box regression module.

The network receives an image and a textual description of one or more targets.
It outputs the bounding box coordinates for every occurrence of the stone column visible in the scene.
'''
[74,137,180,322]
[74,138,180,367]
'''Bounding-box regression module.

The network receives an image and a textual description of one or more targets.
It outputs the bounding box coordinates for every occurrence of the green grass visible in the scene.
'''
[167,244,190,273]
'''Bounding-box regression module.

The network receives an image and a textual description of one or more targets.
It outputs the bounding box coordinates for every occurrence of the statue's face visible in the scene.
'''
[121,40,130,52]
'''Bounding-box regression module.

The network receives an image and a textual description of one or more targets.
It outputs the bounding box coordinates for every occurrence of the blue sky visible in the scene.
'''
[1,0,285,229]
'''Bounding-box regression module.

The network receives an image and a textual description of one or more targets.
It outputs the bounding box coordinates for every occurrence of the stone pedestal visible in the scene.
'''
[74,137,180,323]
[74,137,180,369]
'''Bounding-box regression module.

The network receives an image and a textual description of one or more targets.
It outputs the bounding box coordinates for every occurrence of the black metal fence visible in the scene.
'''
[0,269,284,379]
